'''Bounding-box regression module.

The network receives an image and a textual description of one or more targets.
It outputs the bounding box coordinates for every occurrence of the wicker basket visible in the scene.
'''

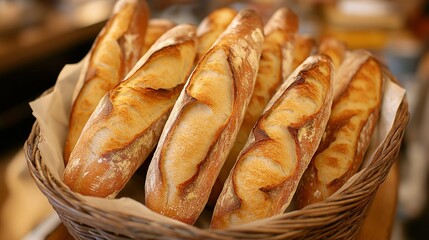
[25,81,409,239]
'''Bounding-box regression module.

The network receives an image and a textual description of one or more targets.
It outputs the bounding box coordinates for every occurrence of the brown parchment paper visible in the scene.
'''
[29,54,406,227]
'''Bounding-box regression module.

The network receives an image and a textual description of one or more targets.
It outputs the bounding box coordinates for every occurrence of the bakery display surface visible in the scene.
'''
[6,0,417,239]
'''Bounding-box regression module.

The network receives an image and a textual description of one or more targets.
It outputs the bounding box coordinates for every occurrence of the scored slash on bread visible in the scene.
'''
[295,50,383,209]
[63,24,197,198]
[144,9,264,225]
[63,0,150,163]
[210,54,334,229]
[210,7,299,206]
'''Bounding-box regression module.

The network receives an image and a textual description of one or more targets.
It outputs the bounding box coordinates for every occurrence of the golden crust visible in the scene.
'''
[195,7,237,63]
[317,37,347,72]
[291,34,315,70]
[210,55,334,229]
[145,9,264,224]
[63,24,197,198]
[295,51,383,209]
[64,0,150,163]
[140,18,176,56]
[263,7,298,37]
[211,7,299,206]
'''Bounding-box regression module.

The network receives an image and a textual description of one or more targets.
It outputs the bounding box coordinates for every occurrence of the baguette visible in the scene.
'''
[211,7,298,205]
[279,33,316,95]
[195,7,237,63]
[317,37,348,100]
[318,37,347,71]
[295,50,383,209]
[140,19,176,56]
[291,34,315,70]
[64,0,150,163]
[63,24,197,198]
[145,9,264,224]
[210,54,334,229]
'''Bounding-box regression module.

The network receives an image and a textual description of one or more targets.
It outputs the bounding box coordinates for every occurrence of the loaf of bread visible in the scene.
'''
[295,50,383,209]
[318,37,347,71]
[317,37,349,100]
[144,9,264,224]
[210,54,334,229]
[63,24,197,198]
[140,18,176,56]
[195,7,237,63]
[211,7,298,205]
[291,34,315,71]
[64,0,150,163]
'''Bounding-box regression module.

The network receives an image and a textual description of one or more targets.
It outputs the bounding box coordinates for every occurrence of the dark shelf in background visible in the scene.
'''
[0,39,93,154]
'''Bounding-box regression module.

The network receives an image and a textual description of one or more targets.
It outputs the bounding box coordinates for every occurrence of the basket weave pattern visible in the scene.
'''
[25,92,408,240]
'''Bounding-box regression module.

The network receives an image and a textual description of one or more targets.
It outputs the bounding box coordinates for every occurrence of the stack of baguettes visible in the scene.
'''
[62,0,384,229]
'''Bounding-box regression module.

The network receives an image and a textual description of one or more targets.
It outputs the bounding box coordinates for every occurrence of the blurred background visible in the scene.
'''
[0,0,428,239]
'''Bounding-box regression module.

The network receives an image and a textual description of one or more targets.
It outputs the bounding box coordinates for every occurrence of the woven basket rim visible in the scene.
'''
[25,83,409,239]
